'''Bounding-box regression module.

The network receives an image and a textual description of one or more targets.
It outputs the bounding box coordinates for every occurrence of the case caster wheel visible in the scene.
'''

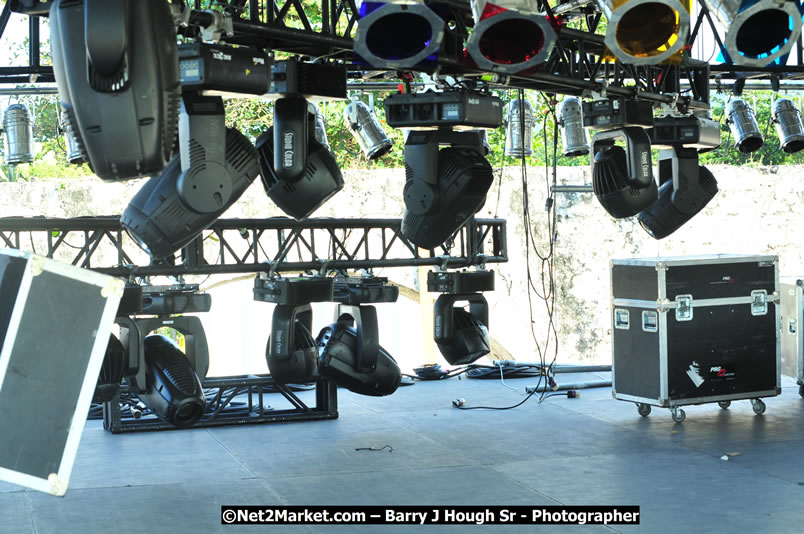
[670,407,686,423]
[751,399,766,415]
[717,401,731,409]
[637,403,651,417]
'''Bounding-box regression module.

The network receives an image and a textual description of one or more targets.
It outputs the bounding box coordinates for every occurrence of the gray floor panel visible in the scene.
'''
[492,450,804,534]
[2,376,803,533]
[0,492,35,534]
[68,421,255,489]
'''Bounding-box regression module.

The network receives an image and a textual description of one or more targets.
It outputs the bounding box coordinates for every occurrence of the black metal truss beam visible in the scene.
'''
[0,216,508,277]
[6,1,804,96]
[100,375,338,433]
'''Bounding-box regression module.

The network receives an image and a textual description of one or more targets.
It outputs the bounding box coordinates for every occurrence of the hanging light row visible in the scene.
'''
[352,0,801,68]
[726,97,804,155]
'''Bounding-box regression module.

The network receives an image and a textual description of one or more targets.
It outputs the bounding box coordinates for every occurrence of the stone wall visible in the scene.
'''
[2,164,803,371]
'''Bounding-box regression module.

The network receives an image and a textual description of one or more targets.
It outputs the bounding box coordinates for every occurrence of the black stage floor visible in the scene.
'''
[2,371,803,533]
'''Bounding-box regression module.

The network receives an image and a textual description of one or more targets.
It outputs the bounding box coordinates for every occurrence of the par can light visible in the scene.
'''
[773,98,804,154]
[354,1,445,69]
[726,98,763,153]
[344,98,394,160]
[62,114,86,165]
[504,98,535,157]
[597,0,691,64]
[2,104,34,165]
[466,0,558,73]
[557,97,589,158]
[309,102,331,152]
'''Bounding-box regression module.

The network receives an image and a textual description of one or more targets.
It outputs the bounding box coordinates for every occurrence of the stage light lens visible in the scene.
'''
[615,3,678,57]
[478,18,545,65]
[736,9,791,58]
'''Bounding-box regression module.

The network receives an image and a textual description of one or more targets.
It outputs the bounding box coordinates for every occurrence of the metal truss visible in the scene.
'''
[0,216,508,278]
[5,0,804,94]
[98,375,338,433]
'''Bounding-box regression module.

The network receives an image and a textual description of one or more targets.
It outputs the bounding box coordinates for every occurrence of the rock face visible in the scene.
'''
[2,164,803,368]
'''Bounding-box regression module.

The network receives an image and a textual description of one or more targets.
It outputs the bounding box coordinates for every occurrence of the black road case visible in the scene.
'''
[610,254,780,422]
[780,277,804,397]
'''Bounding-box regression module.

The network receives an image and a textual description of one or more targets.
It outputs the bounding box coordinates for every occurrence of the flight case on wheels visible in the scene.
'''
[610,254,780,422]
[780,277,804,397]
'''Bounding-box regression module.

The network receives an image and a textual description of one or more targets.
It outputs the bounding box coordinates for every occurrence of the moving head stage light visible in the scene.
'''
[706,0,802,66]
[127,335,206,428]
[122,97,261,259]
[465,0,558,73]
[596,0,691,65]
[317,307,402,397]
[773,98,804,154]
[354,0,446,69]
[400,129,495,249]
[637,147,719,240]
[255,276,334,383]
[256,97,345,220]
[49,0,181,181]
[428,270,495,365]
[726,98,763,153]
[593,116,719,239]
[385,91,501,249]
[592,127,658,219]
[116,284,211,427]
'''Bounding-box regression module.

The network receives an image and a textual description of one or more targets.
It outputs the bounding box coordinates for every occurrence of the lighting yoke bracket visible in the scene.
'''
[115,284,212,395]
[591,127,654,189]
[403,129,486,216]
[657,147,707,216]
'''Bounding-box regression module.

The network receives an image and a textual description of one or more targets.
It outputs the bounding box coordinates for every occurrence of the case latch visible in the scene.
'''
[614,308,630,329]
[675,294,693,321]
[750,290,768,316]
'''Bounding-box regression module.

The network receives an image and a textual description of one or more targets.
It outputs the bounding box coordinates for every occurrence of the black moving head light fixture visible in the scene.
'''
[428,270,494,365]
[254,276,335,384]
[591,127,658,219]
[401,130,494,249]
[93,334,128,403]
[638,116,720,239]
[317,306,402,397]
[127,335,206,428]
[122,95,261,259]
[384,90,502,249]
[49,0,181,181]
[591,115,720,239]
[255,100,345,220]
[116,285,212,427]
